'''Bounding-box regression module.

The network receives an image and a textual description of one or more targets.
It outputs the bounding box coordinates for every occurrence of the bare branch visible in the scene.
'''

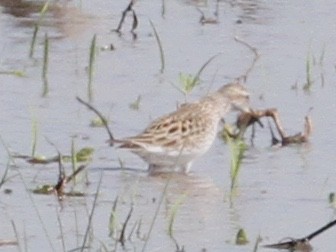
[264,219,336,251]
[234,36,260,82]
[114,0,137,33]
[76,96,115,145]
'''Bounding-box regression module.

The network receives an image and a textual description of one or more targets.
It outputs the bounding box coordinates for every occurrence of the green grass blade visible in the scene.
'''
[168,194,186,237]
[141,177,171,252]
[0,160,11,189]
[39,0,50,21]
[229,138,246,190]
[88,34,97,102]
[191,53,220,88]
[29,1,50,58]
[71,139,77,184]
[29,25,39,58]
[31,117,38,158]
[80,172,103,252]
[149,20,165,73]
[0,70,26,77]
[42,33,49,96]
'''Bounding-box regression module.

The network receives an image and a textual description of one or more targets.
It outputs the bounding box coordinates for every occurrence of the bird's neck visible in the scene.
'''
[200,93,232,118]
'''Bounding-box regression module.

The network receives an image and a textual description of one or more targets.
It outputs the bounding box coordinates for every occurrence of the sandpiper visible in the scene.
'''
[115,83,250,175]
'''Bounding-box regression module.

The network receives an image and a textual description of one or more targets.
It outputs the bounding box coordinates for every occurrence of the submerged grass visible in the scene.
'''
[0,136,15,190]
[29,25,39,58]
[253,235,261,252]
[303,49,313,92]
[56,208,66,252]
[142,144,189,252]
[167,193,187,251]
[88,34,97,102]
[0,70,26,77]
[0,135,16,166]
[141,177,171,252]
[0,161,11,190]
[108,197,120,239]
[161,0,166,17]
[71,139,78,184]
[80,172,103,252]
[31,116,38,158]
[42,33,49,96]
[17,170,56,252]
[129,95,142,110]
[10,221,21,252]
[29,0,50,58]
[302,44,328,90]
[168,194,186,238]
[228,137,246,191]
[108,197,139,250]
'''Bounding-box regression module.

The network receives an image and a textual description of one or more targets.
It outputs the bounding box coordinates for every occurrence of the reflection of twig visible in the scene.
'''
[114,0,137,33]
[76,97,115,145]
[264,219,336,251]
[234,36,260,82]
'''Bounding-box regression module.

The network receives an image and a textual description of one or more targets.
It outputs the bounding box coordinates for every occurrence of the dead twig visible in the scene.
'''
[45,138,88,198]
[267,119,281,145]
[114,0,138,33]
[66,165,87,184]
[54,153,66,198]
[234,36,260,82]
[76,96,115,145]
[131,10,138,32]
[264,219,336,251]
[53,157,87,199]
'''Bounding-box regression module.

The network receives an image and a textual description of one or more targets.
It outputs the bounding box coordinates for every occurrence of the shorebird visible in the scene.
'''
[114,83,250,175]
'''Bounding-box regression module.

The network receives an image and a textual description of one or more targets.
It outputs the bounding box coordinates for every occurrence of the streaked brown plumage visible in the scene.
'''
[116,83,250,174]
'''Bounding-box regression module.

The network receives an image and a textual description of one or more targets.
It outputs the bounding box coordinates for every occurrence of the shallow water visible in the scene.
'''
[1,0,336,251]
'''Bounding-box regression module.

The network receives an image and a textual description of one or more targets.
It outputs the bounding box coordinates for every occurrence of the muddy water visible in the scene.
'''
[1,0,336,251]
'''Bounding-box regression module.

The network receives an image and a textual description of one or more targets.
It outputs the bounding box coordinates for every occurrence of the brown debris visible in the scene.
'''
[235,108,312,146]
[264,219,336,251]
